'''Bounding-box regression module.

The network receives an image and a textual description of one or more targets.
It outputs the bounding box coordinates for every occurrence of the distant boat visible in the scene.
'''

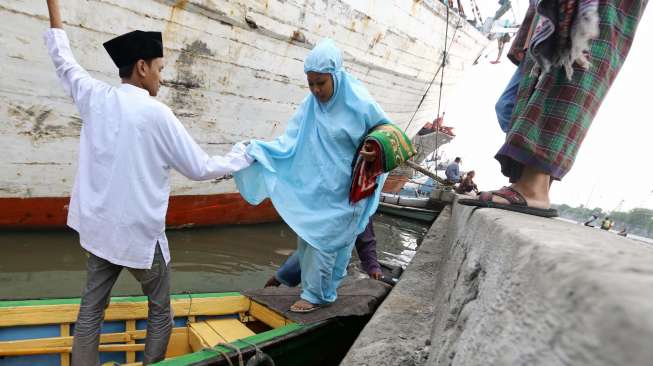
[0,291,374,365]
[378,192,443,222]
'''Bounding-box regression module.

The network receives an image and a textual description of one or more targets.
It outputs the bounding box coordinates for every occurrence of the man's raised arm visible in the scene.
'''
[44,0,105,115]
[46,0,63,28]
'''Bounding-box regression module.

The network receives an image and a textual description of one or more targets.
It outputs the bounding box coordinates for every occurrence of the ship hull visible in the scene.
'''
[0,0,487,228]
[0,194,279,229]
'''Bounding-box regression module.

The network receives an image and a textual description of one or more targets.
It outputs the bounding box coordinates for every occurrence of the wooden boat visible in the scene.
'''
[0,292,369,365]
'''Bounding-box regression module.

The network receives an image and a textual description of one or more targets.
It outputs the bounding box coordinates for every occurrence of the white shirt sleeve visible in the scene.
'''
[43,28,106,115]
[157,107,254,181]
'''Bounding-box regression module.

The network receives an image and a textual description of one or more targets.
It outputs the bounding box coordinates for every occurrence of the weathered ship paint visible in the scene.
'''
[0,194,278,229]
[0,0,487,227]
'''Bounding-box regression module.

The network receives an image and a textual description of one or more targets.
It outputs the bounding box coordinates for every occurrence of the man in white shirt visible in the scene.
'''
[44,1,252,364]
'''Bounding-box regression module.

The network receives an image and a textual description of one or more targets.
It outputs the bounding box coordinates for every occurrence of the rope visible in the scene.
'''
[404,6,463,185]
[219,342,244,366]
[404,6,450,133]
[203,347,234,366]
[200,341,238,366]
[471,0,483,24]
[404,7,462,136]
[432,5,450,169]
[436,6,450,121]
[239,338,262,353]
[239,338,277,366]
[183,291,193,325]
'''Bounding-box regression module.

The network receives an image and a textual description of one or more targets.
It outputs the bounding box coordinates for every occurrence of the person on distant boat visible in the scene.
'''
[44,1,253,364]
[445,157,462,184]
[601,217,614,231]
[490,33,512,64]
[235,39,389,313]
[264,218,383,288]
[456,170,479,195]
[460,0,647,218]
[584,214,598,227]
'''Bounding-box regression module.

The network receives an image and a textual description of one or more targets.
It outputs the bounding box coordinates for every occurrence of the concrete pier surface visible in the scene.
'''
[341,200,653,366]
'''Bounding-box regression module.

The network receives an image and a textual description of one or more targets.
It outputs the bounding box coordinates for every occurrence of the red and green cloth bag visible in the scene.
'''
[349,123,416,203]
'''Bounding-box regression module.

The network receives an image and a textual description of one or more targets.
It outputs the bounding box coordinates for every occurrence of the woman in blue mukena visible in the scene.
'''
[235,39,389,312]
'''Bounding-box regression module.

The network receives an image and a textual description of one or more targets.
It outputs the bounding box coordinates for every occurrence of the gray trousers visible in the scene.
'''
[72,245,173,366]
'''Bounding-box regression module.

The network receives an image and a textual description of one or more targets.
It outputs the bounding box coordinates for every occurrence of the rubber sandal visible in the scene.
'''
[458,186,558,218]
[289,300,328,313]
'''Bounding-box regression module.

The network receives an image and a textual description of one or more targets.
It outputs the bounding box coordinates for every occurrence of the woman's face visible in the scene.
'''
[307,72,334,103]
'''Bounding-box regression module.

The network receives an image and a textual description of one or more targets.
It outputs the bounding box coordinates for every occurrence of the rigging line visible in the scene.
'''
[404,6,462,134]
[433,5,450,169]
[436,7,450,121]
[471,0,483,24]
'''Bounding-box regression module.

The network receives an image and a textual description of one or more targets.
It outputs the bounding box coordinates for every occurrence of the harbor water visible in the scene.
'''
[0,214,428,300]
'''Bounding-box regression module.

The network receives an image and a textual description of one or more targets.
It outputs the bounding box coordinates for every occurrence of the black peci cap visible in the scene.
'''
[103,30,163,68]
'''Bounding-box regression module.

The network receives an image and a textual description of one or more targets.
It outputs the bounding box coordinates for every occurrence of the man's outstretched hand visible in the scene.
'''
[46,0,63,28]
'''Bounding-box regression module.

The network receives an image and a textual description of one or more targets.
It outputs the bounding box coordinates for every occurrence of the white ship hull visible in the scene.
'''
[0,0,487,227]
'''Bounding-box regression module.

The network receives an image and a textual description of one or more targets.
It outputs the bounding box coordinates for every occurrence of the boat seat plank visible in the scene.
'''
[249,301,290,329]
[0,327,187,356]
[189,322,226,348]
[205,318,255,342]
[0,295,250,327]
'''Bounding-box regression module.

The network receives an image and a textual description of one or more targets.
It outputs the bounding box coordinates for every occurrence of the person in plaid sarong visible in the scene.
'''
[461,0,648,217]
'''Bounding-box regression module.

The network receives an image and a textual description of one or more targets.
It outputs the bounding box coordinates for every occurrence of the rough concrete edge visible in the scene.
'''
[425,200,653,366]
[340,205,453,366]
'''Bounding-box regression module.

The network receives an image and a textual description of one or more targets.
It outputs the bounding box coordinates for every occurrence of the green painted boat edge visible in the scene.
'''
[378,202,438,222]
[1,291,313,365]
[0,292,243,308]
[155,323,306,365]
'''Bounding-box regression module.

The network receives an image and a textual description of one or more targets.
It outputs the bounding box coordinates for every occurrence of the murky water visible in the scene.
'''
[0,214,429,300]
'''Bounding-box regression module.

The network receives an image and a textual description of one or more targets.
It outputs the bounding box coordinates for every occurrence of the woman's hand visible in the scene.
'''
[369,271,382,280]
[359,142,376,163]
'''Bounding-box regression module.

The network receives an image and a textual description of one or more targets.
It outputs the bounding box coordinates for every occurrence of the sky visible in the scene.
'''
[441,2,653,212]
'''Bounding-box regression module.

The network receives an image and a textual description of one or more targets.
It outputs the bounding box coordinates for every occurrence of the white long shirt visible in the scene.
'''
[45,28,252,269]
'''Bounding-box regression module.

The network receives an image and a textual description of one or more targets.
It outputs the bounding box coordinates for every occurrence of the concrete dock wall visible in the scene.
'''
[342,201,653,365]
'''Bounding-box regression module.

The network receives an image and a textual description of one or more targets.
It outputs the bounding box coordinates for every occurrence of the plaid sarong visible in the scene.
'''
[496,0,647,182]
[349,124,416,203]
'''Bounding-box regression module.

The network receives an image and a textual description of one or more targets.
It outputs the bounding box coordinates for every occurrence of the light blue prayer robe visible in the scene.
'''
[235,39,389,254]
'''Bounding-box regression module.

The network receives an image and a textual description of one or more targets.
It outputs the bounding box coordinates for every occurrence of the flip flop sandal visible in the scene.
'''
[458,186,558,218]
[289,300,330,313]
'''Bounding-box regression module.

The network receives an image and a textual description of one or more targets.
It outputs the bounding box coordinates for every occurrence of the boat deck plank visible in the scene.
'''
[189,322,227,348]
[205,318,255,342]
